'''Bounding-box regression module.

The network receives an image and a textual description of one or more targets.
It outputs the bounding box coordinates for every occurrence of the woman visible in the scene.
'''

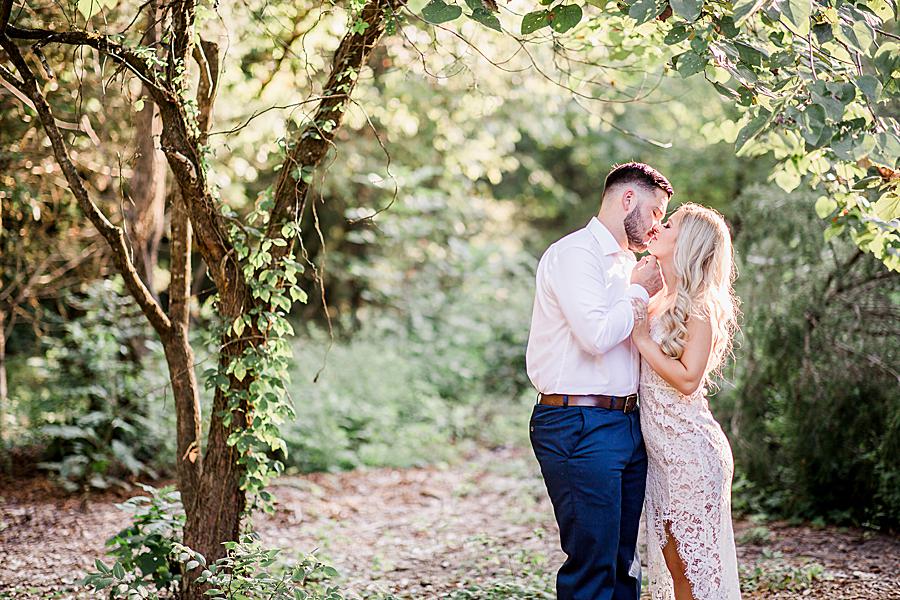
[631,203,742,600]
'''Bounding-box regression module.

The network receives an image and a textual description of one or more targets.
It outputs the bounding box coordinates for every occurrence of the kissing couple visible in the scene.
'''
[526,162,741,600]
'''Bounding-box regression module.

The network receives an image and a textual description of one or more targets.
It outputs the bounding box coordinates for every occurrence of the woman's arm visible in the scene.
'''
[631,305,713,396]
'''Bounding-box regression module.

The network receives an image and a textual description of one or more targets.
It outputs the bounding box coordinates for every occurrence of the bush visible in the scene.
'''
[102,484,186,594]
[23,278,174,490]
[719,184,900,527]
[82,485,346,599]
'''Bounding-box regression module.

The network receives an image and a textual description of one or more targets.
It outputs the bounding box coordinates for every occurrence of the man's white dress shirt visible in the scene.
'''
[526,217,650,396]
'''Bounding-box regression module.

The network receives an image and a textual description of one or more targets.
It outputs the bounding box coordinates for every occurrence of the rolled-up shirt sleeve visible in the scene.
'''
[550,246,640,356]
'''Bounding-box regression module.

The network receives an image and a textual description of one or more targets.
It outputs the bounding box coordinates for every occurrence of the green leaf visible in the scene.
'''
[664,25,690,44]
[837,20,875,57]
[872,132,900,169]
[812,22,833,45]
[734,41,766,67]
[233,361,247,382]
[735,109,773,151]
[669,0,701,21]
[732,0,767,26]
[715,16,739,38]
[780,0,810,37]
[350,19,370,34]
[873,43,900,86]
[521,10,550,34]
[407,0,431,12]
[232,316,246,336]
[675,51,706,77]
[815,196,838,219]
[798,104,827,147]
[628,0,666,24]
[774,169,801,193]
[856,75,882,103]
[289,286,308,303]
[112,562,125,579]
[421,0,462,24]
[549,4,582,33]
[873,194,900,222]
[824,222,844,242]
[469,7,502,31]
[849,133,876,161]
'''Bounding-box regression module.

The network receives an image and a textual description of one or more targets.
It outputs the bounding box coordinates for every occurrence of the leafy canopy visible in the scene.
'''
[417,0,900,270]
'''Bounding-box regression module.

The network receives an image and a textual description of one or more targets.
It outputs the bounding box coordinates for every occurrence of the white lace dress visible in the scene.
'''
[640,318,741,600]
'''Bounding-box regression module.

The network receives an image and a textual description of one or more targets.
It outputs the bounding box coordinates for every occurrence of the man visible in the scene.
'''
[526,162,672,600]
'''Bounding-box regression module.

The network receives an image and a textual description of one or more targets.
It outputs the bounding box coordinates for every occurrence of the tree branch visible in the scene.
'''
[6,26,172,103]
[168,0,196,89]
[266,0,408,248]
[192,37,219,146]
[0,37,172,336]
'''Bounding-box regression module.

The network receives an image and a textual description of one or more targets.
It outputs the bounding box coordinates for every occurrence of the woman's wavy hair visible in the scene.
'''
[654,203,740,379]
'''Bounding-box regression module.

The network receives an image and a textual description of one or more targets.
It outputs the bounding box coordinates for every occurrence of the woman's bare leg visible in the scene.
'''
[662,522,695,600]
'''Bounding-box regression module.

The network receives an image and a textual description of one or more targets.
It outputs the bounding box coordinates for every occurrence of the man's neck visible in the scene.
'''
[596,212,628,252]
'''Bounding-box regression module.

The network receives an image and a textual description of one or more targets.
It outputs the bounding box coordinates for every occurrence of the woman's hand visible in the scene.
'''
[631,298,650,340]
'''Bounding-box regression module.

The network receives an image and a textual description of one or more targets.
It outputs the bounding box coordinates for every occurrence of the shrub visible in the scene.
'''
[82,485,345,599]
[30,279,173,491]
[719,184,900,527]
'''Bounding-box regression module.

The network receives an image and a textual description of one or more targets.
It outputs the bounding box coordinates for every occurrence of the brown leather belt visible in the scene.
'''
[538,393,639,414]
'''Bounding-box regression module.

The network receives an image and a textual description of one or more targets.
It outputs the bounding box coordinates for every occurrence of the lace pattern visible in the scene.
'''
[641,318,741,600]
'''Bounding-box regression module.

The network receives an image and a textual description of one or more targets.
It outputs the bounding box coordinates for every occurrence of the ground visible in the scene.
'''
[1,447,898,599]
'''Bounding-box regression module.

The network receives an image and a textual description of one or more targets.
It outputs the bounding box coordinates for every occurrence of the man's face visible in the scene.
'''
[624,188,669,252]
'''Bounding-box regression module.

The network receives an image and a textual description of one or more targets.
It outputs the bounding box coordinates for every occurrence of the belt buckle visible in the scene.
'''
[623,393,638,413]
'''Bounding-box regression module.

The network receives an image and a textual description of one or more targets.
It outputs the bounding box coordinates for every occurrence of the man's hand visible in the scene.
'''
[632,255,663,297]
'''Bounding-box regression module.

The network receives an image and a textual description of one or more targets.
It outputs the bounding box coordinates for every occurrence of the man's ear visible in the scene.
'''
[622,189,634,212]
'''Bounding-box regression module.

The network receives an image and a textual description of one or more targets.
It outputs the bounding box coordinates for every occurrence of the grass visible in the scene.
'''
[739,549,827,593]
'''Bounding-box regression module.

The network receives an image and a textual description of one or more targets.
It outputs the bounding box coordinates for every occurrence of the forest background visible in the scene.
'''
[0,0,898,596]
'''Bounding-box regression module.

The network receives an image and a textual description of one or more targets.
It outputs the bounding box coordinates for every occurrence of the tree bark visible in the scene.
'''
[126,1,167,294]
[163,185,203,518]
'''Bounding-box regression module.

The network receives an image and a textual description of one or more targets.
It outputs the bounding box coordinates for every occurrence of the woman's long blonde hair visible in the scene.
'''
[654,203,740,378]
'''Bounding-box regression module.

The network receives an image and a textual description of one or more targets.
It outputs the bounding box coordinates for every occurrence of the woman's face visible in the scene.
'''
[647,210,682,259]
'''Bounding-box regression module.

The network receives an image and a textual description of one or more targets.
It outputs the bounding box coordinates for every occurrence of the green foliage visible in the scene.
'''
[102,484,187,595]
[202,196,310,508]
[422,0,463,24]
[188,534,345,600]
[29,279,172,491]
[82,485,344,599]
[415,0,900,269]
[740,550,826,592]
[609,0,900,269]
[720,183,900,527]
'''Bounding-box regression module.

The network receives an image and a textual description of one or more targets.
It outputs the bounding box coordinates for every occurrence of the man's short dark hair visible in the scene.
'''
[602,162,673,202]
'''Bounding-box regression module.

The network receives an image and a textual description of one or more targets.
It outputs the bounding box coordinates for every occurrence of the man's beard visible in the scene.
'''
[624,206,649,252]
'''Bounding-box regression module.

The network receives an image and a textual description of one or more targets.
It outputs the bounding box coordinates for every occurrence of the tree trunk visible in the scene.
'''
[127,1,167,294]
[1,4,405,597]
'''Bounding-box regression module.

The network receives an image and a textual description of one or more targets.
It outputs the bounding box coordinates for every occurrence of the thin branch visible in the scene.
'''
[6,25,173,103]
[0,40,172,335]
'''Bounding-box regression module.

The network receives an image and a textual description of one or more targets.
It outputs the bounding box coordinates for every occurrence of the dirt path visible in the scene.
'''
[1,448,898,599]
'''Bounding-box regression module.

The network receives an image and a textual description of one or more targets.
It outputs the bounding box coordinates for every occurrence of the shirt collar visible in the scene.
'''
[587,217,627,256]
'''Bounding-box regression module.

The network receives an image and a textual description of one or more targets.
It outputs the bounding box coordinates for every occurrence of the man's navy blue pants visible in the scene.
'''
[530,402,647,600]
